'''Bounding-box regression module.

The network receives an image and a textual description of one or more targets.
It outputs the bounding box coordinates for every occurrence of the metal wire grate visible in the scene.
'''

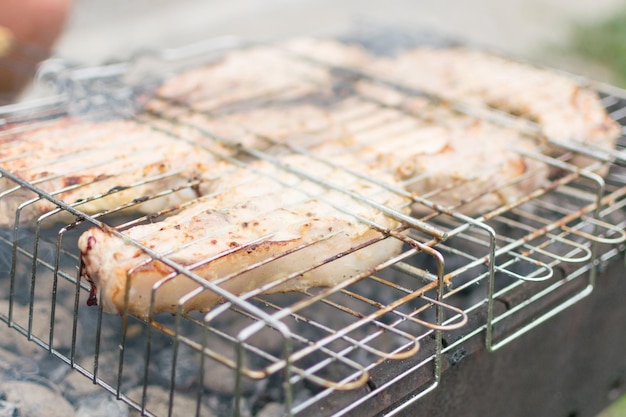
[0,37,625,417]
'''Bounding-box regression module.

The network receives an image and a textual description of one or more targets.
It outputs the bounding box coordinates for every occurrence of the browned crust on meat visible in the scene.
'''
[0,118,227,225]
[77,154,409,317]
[79,221,394,316]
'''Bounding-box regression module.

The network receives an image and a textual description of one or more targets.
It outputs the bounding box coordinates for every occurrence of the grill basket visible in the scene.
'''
[0,35,625,417]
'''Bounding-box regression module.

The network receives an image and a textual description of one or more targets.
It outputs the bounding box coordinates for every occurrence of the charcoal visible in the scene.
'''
[249,374,285,415]
[127,385,211,417]
[255,402,284,417]
[201,339,256,396]
[0,400,18,417]
[62,371,105,403]
[0,380,75,417]
[0,347,38,381]
[75,393,129,417]
[0,314,41,359]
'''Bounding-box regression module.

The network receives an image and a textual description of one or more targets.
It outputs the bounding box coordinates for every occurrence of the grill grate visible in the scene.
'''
[1,37,626,417]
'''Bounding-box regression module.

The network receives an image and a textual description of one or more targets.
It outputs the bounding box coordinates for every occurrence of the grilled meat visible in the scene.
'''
[156,74,548,214]
[147,39,623,214]
[337,81,548,214]
[156,102,346,154]
[6,37,616,316]
[78,154,409,316]
[149,45,333,114]
[0,118,229,225]
[365,46,620,171]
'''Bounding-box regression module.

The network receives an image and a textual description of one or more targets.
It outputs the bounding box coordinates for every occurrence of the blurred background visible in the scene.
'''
[3,0,626,99]
[54,0,624,81]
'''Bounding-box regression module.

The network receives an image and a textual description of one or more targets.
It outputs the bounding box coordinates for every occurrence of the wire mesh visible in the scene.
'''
[0,36,625,417]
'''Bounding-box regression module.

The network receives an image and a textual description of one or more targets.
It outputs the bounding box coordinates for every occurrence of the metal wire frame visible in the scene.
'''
[1,39,626,417]
[309,145,626,417]
[417,97,626,354]
[97,137,470,387]
[138,60,626,414]
[282,47,626,349]
[0,110,469,416]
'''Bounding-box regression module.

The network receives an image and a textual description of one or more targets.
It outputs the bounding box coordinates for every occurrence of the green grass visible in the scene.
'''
[598,395,626,417]
[570,6,626,86]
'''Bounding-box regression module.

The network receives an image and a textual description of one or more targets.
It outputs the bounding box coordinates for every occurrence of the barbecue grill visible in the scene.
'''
[0,34,625,417]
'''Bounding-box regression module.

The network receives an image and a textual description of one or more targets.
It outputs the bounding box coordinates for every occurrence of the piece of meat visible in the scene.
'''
[149,45,334,115]
[78,154,410,316]
[365,46,620,172]
[72,38,618,318]
[152,91,547,215]
[312,81,548,214]
[0,118,229,225]
[143,43,352,154]
[145,39,557,215]
[398,119,545,214]
[282,38,618,171]
[185,92,547,215]
[158,102,348,154]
